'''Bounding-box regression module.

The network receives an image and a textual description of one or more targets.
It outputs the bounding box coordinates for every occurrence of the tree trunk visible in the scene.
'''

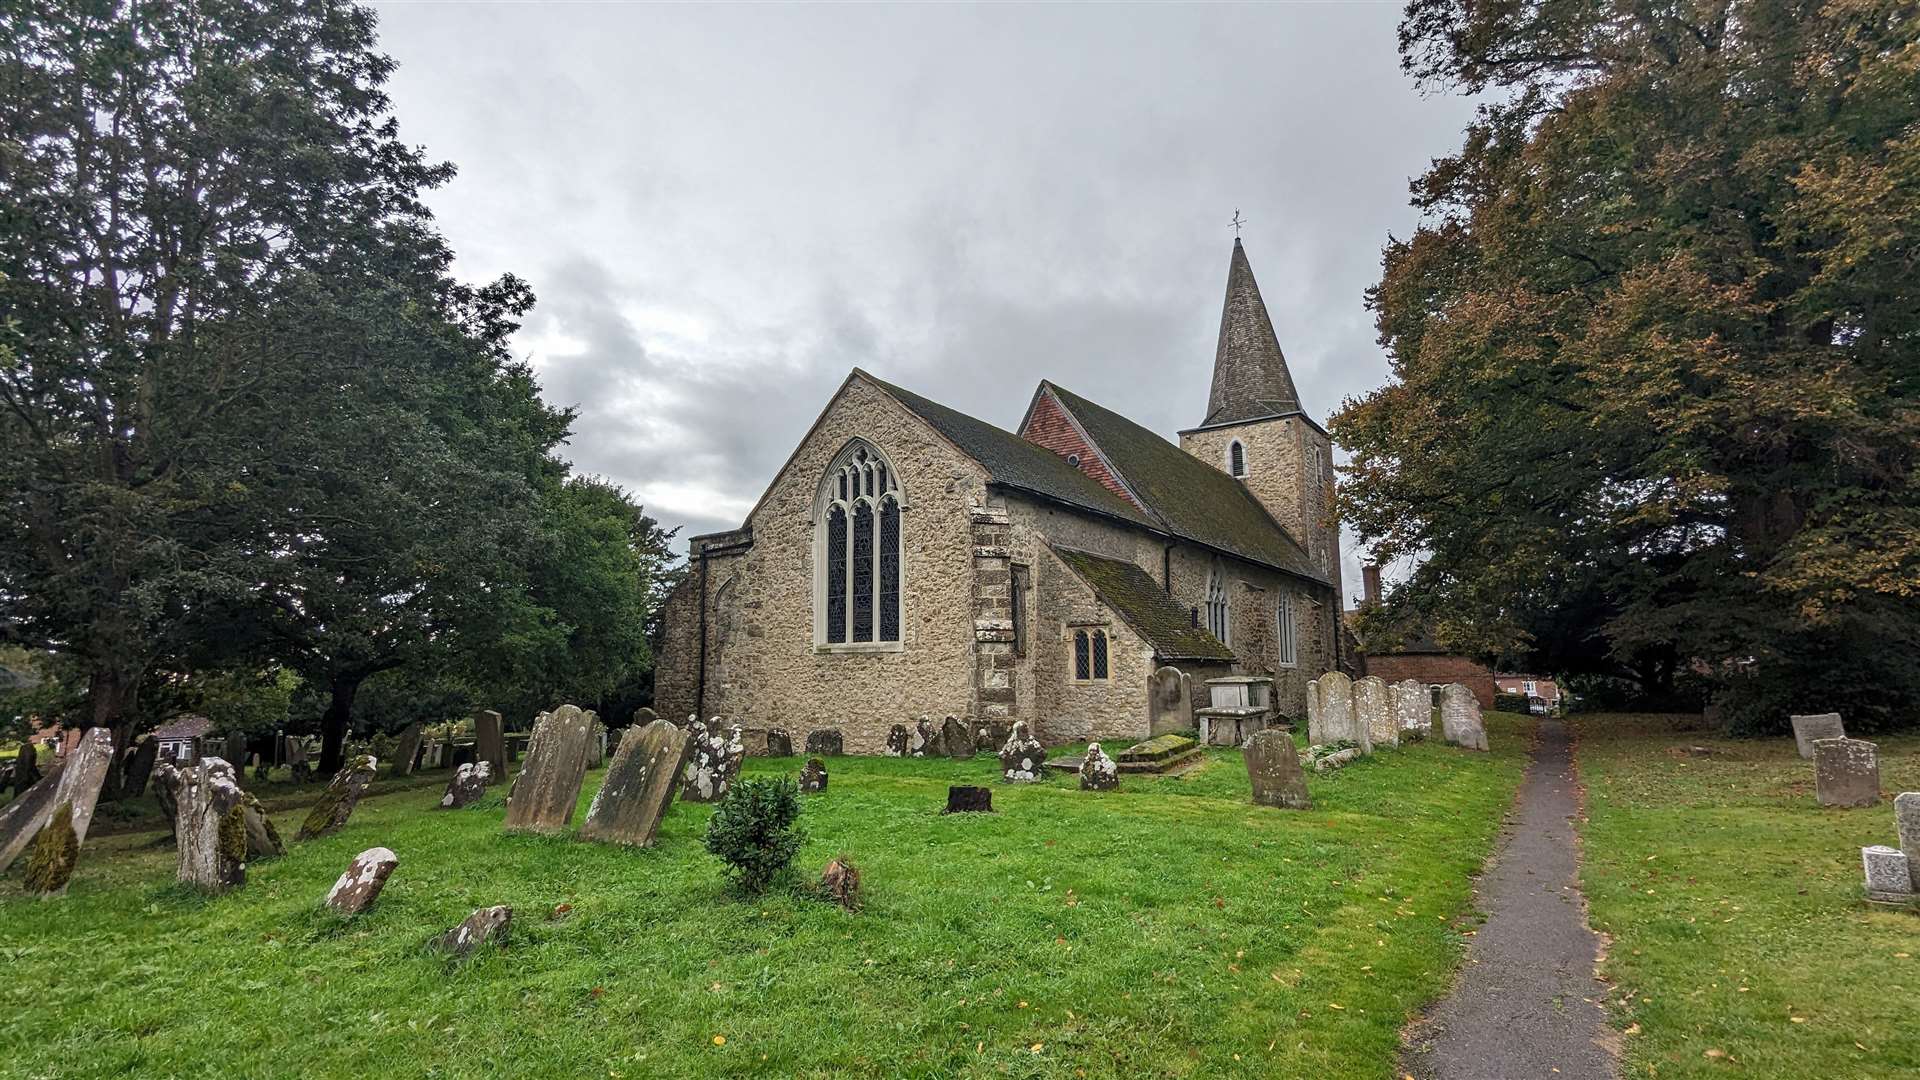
[89,668,142,802]
[317,673,364,776]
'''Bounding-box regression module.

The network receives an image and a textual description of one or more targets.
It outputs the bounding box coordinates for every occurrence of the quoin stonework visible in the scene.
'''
[655,240,1347,752]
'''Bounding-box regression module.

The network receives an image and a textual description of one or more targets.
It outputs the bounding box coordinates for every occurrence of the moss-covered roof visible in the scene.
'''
[1043,383,1327,584]
[1049,545,1236,662]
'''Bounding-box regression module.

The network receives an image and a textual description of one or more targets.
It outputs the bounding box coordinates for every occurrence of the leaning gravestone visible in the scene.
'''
[325,846,398,915]
[239,792,284,860]
[391,722,425,778]
[21,800,81,896]
[296,754,379,841]
[157,756,248,892]
[885,723,911,757]
[1356,676,1397,748]
[998,721,1047,782]
[1813,738,1881,808]
[1440,684,1490,751]
[1392,679,1431,737]
[765,728,794,757]
[1079,743,1119,791]
[1862,846,1912,903]
[1791,713,1846,759]
[434,905,511,958]
[805,728,844,756]
[503,705,595,833]
[798,757,829,793]
[580,719,690,847]
[1244,730,1312,810]
[474,709,507,781]
[0,728,113,875]
[1149,665,1195,736]
[121,736,158,798]
[1895,792,1920,891]
[679,718,745,804]
[941,716,973,759]
[440,761,492,809]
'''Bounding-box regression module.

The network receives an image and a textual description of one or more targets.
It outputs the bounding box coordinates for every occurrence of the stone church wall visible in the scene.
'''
[1179,417,1340,586]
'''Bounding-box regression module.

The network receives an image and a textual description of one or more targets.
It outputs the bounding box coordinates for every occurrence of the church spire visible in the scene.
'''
[1202,237,1303,426]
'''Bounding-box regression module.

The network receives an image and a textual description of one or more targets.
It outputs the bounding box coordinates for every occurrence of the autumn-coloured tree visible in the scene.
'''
[1337,1,1919,731]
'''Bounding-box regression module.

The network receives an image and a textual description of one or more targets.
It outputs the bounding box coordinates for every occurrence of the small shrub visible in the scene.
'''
[703,775,806,895]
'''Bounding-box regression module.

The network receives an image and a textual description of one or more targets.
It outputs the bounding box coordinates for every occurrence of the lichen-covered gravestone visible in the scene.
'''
[1244,730,1312,810]
[240,792,284,859]
[0,727,114,877]
[1356,676,1397,748]
[764,728,794,757]
[798,757,829,793]
[473,708,508,781]
[1813,738,1880,808]
[912,716,939,757]
[1896,792,1920,891]
[157,756,249,892]
[885,723,911,757]
[1316,672,1366,752]
[998,721,1047,782]
[503,705,596,833]
[325,846,398,914]
[440,761,492,809]
[434,905,511,957]
[580,719,690,847]
[1861,846,1912,903]
[680,718,745,804]
[805,728,844,756]
[391,722,425,778]
[1440,684,1489,751]
[1392,679,1430,737]
[1079,743,1119,791]
[21,801,81,896]
[941,716,973,759]
[296,754,379,841]
[1790,713,1846,759]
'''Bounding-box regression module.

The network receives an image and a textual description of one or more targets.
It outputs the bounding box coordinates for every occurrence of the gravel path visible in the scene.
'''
[1402,716,1618,1080]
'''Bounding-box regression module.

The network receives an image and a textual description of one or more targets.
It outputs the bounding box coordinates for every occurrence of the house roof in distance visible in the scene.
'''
[1049,545,1236,662]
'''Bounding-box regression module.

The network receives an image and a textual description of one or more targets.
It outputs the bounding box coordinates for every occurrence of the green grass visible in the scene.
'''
[0,721,1527,1079]
[1575,714,1920,1079]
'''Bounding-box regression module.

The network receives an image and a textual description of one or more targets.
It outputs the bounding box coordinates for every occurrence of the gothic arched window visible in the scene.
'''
[817,440,904,646]
[1275,592,1297,667]
[1073,628,1109,681]
[1205,563,1231,646]
[1227,439,1247,477]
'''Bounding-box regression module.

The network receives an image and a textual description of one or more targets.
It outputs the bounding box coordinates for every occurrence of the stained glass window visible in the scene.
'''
[879,496,900,642]
[851,501,874,641]
[818,440,904,646]
[825,505,847,642]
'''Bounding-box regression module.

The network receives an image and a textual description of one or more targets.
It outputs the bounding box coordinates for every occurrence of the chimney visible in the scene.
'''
[1361,564,1382,609]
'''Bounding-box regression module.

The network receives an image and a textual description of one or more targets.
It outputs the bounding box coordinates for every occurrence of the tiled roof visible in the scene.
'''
[1049,545,1236,662]
[153,714,212,740]
[1204,239,1302,425]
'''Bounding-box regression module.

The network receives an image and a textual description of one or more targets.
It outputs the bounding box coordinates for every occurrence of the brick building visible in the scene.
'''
[1350,565,1499,708]
[653,239,1347,751]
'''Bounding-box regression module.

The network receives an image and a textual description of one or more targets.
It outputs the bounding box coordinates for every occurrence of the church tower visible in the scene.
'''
[1178,238,1342,590]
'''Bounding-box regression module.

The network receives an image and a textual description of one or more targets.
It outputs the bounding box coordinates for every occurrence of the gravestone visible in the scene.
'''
[0,728,113,875]
[765,729,794,757]
[1316,672,1362,750]
[503,705,595,833]
[1862,846,1912,903]
[1392,679,1430,737]
[391,723,425,778]
[1149,666,1194,736]
[1305,677,1322,744]
[798,757,829,793]
[473,709,507,780]
[1440,684,1490,751]
[296,754,379,841]
[944,785,993,813]
[941,716,973,759]
[1790,713,1845,759]
[21,800,80,896]
[156,756,248,892]
[1244,730,1312,810]
[805,728,844,756]
[434,905,511,957]
[240,792,284,860]
[998,721,1047,782]
[912,716,939,757]
[580,719,690,847]
[885,724,910,757]
[440,761,492,809]
[325,846,398,915]
[1896,792,1920,891]
[974,719,1013,754]
[1356,676,1397,748]
[680,718,745,804]
[632,707,658,727]
[284,735,312,783]
[587,715,607,769]
[1079,743,1119,791]
[121,736,157,798]
[7,741,39,796]
[1813,738,1880,808]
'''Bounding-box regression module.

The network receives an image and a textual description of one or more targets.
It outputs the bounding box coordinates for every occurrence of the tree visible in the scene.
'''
[1337,1,1920,731]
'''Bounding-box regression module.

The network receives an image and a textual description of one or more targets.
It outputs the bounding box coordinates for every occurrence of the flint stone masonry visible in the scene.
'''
[799,757,829,793]
[680,718,745,804]
[999,721,1047,782]
[805,729,844,756]
[296,755,379,841]
[156,757,249,892]
[474,709,507,780]
[392,722,425,778]
[440,762,492,809]
[580,720,689,847]
[504,706,596,832]
[1791,713,1846,759]
[1245,730,1312,810]
[1357,676,1396,748]
[326,846,398,915]
[435,905,511,957]
[1392,678,1430,736]
[941,716,973,759]
[1441,684,1490,751]
[1079,743,1119,791]
[1813,738,1880,808]
[1862,846,1912,902]
[1897,792,1920,891]
[0,727,113,874]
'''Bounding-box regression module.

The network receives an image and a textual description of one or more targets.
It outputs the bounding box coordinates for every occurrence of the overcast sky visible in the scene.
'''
[369,3,1475,607]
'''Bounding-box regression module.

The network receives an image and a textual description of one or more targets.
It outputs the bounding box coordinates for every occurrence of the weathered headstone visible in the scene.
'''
[1790,713,1846,759]
[1392,679,1431,737]
[944,785,993,813]
[7,741,39,796]
[391,722,425,778]
[1895,792,1920,891]
[1079,743,1119,791]
[998,721,1047,782]
[805,728,844,756]
[240,792,284,860]
[120,736,157,798]
[1813,737,1880,808]
[1149,665,1195,736]
[580,719,689,847]
[885,723,910,757]
[912,716,938,757]
[296,754,379,841]
[21,800,80,896]
[764,728,794,757]
[1244,730,1313,810]
[433,905,511,957]
[941,716,974,759]
[1440,684,1489,751]
[587,715,607,769]
[0,728,113,874]
[440,761,492,809]
[1305,677,1323,744]
[157,756,248,892]
[680,718,745,804]
[473,709,507,780]
[503,705,595,833]
[284,734,312,783]
[1317,672,1363,751]
[325,846,398,915]
[798,757,829,793]
[1862,846,1912,903]
[1356,676,1396,748]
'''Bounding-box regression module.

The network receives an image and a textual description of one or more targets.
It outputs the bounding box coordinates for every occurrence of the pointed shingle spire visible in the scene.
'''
[1202,238,1303,426]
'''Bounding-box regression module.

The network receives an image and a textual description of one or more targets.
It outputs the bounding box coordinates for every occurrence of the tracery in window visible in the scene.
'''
[1205,562,1231,646]
[817,440,903,646]
[1073,628,1109,681]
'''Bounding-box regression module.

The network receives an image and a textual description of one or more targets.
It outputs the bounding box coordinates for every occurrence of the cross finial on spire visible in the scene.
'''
[1228,209,1246,237]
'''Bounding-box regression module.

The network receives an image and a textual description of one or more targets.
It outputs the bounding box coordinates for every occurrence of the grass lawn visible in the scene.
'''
[1575,714,1920,1079]
[1,719,1525,1079]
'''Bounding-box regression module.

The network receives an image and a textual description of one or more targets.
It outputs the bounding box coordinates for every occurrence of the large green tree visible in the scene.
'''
[1338,1,1919,730]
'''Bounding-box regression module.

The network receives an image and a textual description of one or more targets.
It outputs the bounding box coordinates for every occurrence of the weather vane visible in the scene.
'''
[1229,209,1246,236]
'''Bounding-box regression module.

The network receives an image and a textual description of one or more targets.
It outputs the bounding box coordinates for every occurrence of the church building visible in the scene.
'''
[653,239,1345,752]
